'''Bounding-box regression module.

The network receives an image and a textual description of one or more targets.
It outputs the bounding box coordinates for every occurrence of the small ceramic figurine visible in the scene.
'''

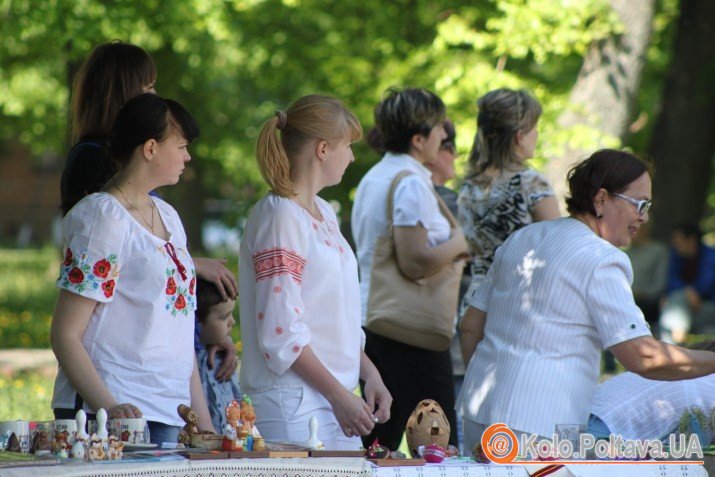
[32,430,52,457]
[87,433,106,461]
[226,400,241,432]
[366,438,389,459]
[222,423,241,451]
[70,435,86,460]
[177,404,200,446]
[239,395,256,434]
[51,430,71,457]
[302,416,324,450]
[96,408,109,451]
[107,436,124,460]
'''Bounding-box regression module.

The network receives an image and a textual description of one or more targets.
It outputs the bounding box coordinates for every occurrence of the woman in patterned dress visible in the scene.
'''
[458,89,560,362]
[51,94,214,445]
[238,95,391,450]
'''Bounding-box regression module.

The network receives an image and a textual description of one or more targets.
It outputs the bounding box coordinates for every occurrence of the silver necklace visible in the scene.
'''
[113,180,156,233]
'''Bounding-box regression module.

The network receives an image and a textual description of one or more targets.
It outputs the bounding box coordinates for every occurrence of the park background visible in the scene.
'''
[1,0,714,422]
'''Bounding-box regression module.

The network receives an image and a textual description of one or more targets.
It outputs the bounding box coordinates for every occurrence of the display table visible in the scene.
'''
[0,457,707,477]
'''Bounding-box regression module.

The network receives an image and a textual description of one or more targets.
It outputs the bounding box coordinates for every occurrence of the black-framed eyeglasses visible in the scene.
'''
[610,192,652,216]
[439,140,456,154]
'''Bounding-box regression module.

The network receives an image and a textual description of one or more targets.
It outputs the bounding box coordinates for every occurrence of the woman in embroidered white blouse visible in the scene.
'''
[51,94,214,444]
[239,95,392,450]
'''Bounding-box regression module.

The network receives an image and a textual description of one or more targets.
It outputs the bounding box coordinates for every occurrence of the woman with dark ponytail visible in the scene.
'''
[239,94,391,449]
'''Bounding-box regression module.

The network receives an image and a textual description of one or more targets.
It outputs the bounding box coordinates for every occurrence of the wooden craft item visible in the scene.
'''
[309,450,365,457]
[368,458,426,467]
[405,399,450,457]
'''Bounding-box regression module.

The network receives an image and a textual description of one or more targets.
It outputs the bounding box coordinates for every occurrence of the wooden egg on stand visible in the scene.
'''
[405,399,450,458]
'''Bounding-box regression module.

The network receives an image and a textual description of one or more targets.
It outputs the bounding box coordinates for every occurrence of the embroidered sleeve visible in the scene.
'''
[249,200,311,375]
[56,196,127,303]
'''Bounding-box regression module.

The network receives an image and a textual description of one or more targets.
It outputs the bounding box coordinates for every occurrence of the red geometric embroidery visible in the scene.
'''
[294,307,300,314]
[273,286,281,294]
[253,248,307,284]
[257,312,264,320]
[338,246,344,254]
[292,345,300,353]
[312,223,318,230]
[275,326,283,335]
[324,240,331,247]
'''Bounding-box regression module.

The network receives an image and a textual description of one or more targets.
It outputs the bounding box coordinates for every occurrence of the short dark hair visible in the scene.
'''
[109,93,199,167]
[195,278,223,324]
[374,87,446,154]
[565,149,653,217]
[673,223,702,242]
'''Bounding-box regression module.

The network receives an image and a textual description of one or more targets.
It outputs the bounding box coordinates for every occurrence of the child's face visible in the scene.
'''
[200,299,236,346]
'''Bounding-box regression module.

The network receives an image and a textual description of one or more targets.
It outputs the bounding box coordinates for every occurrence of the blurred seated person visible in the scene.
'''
[659,223,715,343]
[589,340,715,442]
[626,222,668,328]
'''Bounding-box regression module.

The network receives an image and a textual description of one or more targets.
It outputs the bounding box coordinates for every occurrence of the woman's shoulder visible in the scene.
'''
[64,193,130,236]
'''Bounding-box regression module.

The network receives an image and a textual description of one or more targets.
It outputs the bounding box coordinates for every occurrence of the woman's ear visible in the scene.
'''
[410,133,426,153]
[514,129,525,147]
[142,139,157,162]
[593,188,608,216]
[315,139,329,162]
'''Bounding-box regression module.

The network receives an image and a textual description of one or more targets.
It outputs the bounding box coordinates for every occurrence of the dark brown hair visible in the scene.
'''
[110,93,199,168]
[71,41,156,142]
[565,149,653,217]
[196,278,223,323]
[374,87,446,154]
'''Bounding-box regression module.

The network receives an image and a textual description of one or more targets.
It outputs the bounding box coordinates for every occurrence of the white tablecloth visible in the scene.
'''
[0,457,707,477]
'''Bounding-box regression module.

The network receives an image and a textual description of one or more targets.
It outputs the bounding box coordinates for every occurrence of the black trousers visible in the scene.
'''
[361,328,457,451]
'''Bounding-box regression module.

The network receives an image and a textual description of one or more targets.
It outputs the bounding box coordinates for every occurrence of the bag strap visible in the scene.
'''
[385,171,459,238]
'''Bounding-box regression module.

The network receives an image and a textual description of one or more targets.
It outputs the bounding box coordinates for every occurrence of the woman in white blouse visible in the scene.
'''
[239,95,391,450]
[458,149,715,454]
[51,94,214,445]
[352,87,468,450]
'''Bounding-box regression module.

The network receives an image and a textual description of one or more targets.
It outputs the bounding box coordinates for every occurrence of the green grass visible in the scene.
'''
[0,371,55,421]
[0,247,59,348]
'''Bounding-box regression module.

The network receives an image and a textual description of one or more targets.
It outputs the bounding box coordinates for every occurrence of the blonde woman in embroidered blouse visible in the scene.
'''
[51,94,214,444]
[458,89,560,362]
[239,95,392,450]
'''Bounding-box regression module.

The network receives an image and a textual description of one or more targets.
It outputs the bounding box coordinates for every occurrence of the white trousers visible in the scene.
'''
[251,386,362,450]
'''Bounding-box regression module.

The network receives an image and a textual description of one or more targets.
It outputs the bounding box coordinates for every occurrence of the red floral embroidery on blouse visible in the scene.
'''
[312,223,318,230]
[252,248,307,284]
[166,277,177,295]
[324,240,331,247]
[63,248,73,266]
[189,277,196,295]
[273,286,281,294]
[292,345,300,353]
[294,307,300,314]
[93,259,111,279]
[338,246,344,254]
[257,312,264,320]
[102,279,116,298]
[175,294,187,310]
[68,267,84,284]
[275,326,283,335]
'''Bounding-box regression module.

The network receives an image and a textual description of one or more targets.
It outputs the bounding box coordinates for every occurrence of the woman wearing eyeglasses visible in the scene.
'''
[457,149,715,453]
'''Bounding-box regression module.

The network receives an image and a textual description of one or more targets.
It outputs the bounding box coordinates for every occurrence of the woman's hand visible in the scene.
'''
[108,403,143,419]
[207,336,238,382]
[329,388,376,437]
[363,374,392,424]
[194,257,238,300]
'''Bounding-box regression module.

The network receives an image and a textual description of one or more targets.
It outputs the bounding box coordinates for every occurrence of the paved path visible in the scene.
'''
[0,348,56,375]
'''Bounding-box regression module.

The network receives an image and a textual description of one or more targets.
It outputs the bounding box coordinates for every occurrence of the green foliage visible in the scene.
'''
[0,371,54,421]
[0,0,673,221]
[0,248,58,348]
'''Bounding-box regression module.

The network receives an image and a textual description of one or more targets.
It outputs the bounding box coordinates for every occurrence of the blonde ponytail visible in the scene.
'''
[256,115,294,197]
[255,95,362,197]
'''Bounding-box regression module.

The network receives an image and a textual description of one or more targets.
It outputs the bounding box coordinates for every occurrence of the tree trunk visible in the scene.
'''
[647,0,715,241]
[545,0,655,206]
